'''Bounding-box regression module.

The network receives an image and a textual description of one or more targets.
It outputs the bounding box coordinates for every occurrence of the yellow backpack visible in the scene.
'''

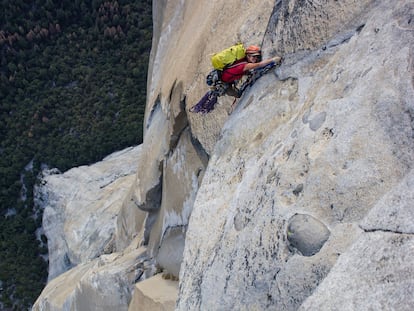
[211,43,246,70]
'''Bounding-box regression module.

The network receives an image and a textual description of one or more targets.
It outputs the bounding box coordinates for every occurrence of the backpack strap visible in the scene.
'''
[225,60,248,69]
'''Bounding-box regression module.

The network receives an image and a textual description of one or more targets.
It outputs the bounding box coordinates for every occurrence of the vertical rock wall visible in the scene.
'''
[178,0,414,310]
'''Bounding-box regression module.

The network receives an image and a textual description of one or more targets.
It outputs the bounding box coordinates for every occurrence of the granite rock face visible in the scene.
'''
[36,146,143,281]
[34,0,413,310]
[178,0,414,310]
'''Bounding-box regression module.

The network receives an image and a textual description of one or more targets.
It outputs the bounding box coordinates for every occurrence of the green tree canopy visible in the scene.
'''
[0,0,152,309]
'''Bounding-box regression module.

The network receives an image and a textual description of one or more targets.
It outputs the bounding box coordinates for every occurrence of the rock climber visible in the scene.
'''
[221,45,282,97]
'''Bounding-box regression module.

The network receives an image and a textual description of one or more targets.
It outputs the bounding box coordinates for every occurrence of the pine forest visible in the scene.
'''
[0,0,152,309]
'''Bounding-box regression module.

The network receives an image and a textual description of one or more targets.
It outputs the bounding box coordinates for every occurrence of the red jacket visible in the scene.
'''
[221,59,248,83]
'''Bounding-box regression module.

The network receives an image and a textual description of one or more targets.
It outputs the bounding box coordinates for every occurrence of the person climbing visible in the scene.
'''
[190,44,282,114]
[221,45,282,98]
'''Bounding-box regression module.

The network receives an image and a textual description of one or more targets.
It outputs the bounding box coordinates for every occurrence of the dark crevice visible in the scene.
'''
[168,80,177,102]
[360,226,414,235]
[135,171,163,212]
[263,0,283,46]
[169,95,188,152]
[356,23,365,33]
[323,24,365,50]
[143,211,159,246]
[168,81,188,152]
[146,94,161,129]
[190,133,210,167]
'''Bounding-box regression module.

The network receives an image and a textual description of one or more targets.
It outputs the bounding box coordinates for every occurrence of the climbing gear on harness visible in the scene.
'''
[206,69,222,86]
[189,90,219,114]
[190,61,278,114]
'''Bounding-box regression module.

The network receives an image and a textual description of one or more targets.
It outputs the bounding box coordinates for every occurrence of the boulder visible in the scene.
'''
[32,247,152,311]
[128,274,178,311]
[37,146,142,281]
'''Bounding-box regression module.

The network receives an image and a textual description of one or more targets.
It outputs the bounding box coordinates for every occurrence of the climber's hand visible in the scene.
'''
[272,56,282,65]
